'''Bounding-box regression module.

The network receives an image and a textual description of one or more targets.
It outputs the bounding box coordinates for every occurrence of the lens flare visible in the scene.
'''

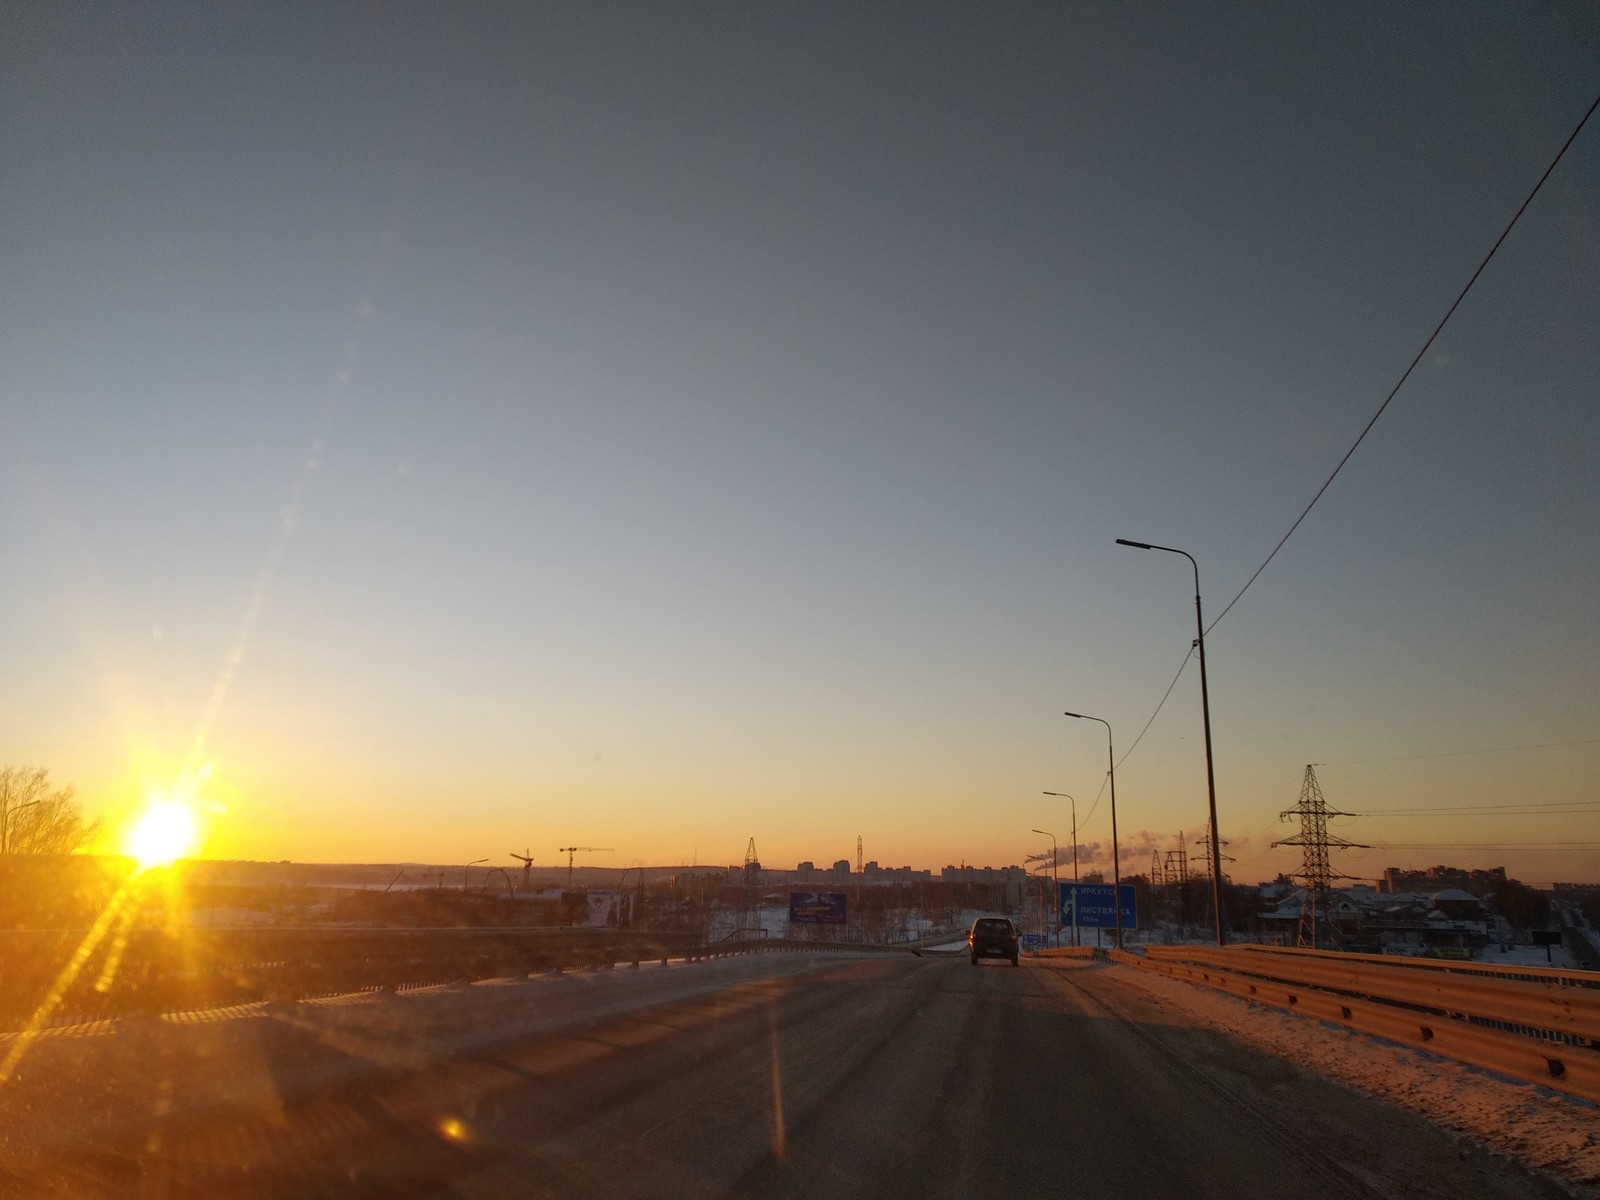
[123,800,198,870]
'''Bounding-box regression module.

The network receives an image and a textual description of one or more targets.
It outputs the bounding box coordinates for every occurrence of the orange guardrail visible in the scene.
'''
[1123,945,1600,1104]
[1141,945,1600,1043]
[1220,942,1595,986]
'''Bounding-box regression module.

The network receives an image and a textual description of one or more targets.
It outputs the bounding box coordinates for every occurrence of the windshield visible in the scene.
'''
[2,5,1597,1197]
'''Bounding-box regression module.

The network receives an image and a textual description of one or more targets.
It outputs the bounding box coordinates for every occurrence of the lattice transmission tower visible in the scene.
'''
[1193,826,1234,940]
[1161,835,1189,887]
[1160,833,1190,931]
[742,837,760,933]
[1192,827,1234,882]
[1273,764,1367,949]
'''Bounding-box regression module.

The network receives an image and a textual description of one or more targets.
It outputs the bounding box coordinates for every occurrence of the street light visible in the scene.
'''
[1032,828,1059,946]
[463,857,488,893]
[1116,537,1225,946]
[1042,791,1078,945]
[1032,866,1052,950]
[1063,711,1122,948]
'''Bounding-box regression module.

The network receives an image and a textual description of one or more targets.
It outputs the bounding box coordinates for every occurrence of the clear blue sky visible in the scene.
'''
[4,4,1597,884]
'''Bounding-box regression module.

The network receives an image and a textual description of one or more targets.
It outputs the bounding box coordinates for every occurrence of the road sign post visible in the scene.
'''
[1060,882,1136,932]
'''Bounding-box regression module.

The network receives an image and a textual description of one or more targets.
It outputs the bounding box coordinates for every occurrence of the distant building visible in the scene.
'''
[782,859,932,886]
[1379,865,1505,895]
[939,864,1027,884]
[1431,888,1484,920]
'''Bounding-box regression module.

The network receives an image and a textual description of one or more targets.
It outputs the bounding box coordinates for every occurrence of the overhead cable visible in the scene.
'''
[1114,646,1195,771]
[1371,842,1600,850]
[1205,90,1600,634]
[1315,738,1600,766]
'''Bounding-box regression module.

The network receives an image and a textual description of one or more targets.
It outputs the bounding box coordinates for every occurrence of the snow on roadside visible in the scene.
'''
[1480,945,1582,970]
[1103,961,1600,1193]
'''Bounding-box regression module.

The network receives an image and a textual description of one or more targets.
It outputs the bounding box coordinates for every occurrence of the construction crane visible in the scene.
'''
[510,849,535,894]
[557,846,612,888]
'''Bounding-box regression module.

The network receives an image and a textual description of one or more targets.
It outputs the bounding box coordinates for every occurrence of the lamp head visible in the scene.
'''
[1116,538,1154,550]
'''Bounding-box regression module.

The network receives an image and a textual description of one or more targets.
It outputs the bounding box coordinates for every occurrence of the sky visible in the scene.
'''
[3,4,1598,885]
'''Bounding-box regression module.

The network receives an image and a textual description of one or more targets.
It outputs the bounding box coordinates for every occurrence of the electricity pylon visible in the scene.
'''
[1273,765,1367,949]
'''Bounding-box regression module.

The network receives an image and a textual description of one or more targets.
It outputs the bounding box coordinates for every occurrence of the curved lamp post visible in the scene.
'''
[1042,791,1078,944]
[1063,711,1121,948]
[1032,828,1059,946]
[1116,538,1225,945]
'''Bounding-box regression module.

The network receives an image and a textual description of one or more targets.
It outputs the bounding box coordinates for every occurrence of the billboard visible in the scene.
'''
[788,891,848,925]
[1059,882,1137,929]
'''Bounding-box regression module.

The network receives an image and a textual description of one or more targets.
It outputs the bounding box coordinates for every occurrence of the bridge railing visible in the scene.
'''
[1106,944,1599,1104]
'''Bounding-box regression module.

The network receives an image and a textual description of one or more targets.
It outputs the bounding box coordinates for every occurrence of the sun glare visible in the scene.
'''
[124,800,198,870]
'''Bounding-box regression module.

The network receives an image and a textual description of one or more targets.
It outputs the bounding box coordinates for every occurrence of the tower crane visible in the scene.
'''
[557,846,612,888]
[510,849,535,894]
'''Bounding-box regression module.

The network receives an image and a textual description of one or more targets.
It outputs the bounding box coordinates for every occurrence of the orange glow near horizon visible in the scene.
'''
[71,750,1599,885]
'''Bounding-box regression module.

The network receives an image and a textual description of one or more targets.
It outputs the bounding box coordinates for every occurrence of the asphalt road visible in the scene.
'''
[0,954,1577,1199]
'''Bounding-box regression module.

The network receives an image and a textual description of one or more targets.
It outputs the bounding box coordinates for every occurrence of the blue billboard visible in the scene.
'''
[789,891,848,925]
[1059,882,1137,929]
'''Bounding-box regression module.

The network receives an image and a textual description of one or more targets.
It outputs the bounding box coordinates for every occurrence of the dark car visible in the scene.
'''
[968,916,1019,966]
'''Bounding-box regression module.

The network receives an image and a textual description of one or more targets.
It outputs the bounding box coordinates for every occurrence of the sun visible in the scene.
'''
[123,800,198,870]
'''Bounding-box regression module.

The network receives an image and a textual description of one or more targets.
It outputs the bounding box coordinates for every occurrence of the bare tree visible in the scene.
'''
[0,766,101,855]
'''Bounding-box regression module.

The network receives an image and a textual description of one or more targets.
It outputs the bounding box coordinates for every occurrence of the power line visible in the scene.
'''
[1115,647,1194,771]
[1205,90,1600,635]
[1352,800,1600,816]
[1316,738,1600,766]
[1372,842,1600,850]
[1079,776,1107,835]
[1361,810,1600,818]
[1105,93,1600,791]
[1067,647,1191,835]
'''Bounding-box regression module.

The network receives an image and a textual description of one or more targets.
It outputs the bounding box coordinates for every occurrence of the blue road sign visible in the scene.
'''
[1059,882,1137,929]
[1019,932,1048,952]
